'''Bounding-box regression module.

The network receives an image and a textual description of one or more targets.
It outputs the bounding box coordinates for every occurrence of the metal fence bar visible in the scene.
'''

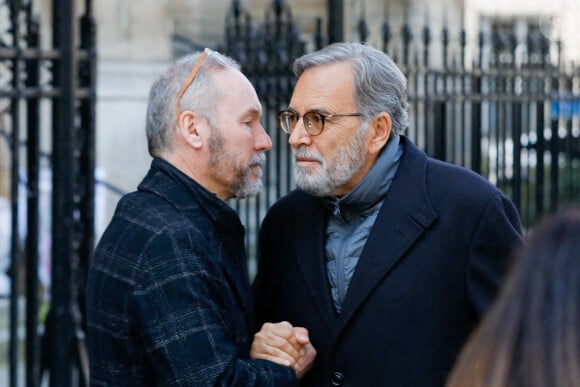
[512,100,522,213]
[550,92,560,213]
[50,0,78,385]
[75,2,96,382]
[8,2,22,386]
[2,2,580,385]
[25,8,41,387]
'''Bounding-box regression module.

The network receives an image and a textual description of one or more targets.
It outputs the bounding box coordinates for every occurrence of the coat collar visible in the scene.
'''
[335,136,438,328]
[141,158,243,233]
[291,137,438,331]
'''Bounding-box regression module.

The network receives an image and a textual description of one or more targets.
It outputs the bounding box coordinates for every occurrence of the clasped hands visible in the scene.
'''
[250,321,317,379]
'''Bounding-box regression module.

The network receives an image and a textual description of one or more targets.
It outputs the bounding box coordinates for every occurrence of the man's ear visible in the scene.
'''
[368,112,391,154]
[177,110,204,149]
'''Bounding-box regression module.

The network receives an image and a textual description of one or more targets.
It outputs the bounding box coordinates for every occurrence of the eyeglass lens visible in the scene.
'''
[280,112,325,135]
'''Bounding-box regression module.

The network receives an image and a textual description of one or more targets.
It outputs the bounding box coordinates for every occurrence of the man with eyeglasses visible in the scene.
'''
[252,42,523,387]
[86,49,315,386]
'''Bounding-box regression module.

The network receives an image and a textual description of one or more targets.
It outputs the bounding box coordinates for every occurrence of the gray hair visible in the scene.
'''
[145,49,240,157]
[293,42,409,136]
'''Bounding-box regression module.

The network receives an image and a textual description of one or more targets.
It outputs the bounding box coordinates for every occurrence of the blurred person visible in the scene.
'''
[252,42,522,386]
[446,208,580,387]
[86,48,315,386]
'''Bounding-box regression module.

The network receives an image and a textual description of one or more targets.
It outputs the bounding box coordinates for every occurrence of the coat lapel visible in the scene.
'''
[336,138,438,331]
[292,197,337,329]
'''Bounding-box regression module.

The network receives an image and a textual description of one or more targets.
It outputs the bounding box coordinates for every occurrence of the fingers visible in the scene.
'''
[250,340,296,367]
[250,322,301,366]
[294,343,317,379]
[250,321,315,375]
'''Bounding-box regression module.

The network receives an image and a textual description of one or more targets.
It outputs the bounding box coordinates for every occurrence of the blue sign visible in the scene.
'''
[551,95,580,119]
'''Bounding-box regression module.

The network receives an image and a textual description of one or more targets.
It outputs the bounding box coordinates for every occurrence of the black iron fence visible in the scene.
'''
[220,2,580,265]
[1,0,579,386]
[0,0,96,386]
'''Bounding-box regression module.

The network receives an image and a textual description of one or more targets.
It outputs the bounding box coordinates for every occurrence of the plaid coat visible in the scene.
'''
[87,158,296,386]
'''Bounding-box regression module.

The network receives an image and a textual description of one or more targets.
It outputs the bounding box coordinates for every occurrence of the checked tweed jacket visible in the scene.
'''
[86,158,296,386]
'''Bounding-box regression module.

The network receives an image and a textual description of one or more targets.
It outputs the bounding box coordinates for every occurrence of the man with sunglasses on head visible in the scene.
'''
[86,49,315,386]
[252,42,523,387]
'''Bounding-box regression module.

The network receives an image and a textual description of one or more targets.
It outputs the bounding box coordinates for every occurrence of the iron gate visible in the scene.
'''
[220,0,580,255]
[0,0,96,386]
[0,0,578,386]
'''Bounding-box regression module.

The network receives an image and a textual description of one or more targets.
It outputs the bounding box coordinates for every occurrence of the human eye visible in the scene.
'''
[285,112,298,124]
[315,113,325,123]
[308,112,324,125]
[242,112,261,128]
[238,117,252,129]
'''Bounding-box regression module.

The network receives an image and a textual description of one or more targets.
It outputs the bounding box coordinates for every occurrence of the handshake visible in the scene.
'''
[250,321,317,379]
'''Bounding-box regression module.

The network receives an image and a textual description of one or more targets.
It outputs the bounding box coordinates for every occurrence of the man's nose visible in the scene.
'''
[255,124,272,151]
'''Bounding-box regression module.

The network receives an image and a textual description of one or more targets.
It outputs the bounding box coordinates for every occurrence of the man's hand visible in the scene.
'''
[250,321,316,378]
[291,326,317,379]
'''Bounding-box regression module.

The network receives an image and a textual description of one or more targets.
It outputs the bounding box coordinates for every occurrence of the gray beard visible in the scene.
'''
[208,128,265,199]
[294,126,367,197]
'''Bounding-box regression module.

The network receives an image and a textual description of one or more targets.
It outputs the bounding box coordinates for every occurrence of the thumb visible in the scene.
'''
[293,327,310,345]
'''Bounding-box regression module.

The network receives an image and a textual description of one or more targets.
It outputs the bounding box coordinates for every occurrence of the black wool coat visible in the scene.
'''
[253,136,522,387]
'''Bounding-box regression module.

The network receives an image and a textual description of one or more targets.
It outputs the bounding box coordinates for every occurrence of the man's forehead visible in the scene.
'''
[291,70,356,111]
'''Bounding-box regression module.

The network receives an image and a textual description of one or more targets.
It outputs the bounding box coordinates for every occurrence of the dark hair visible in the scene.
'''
[446,208,580,387]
